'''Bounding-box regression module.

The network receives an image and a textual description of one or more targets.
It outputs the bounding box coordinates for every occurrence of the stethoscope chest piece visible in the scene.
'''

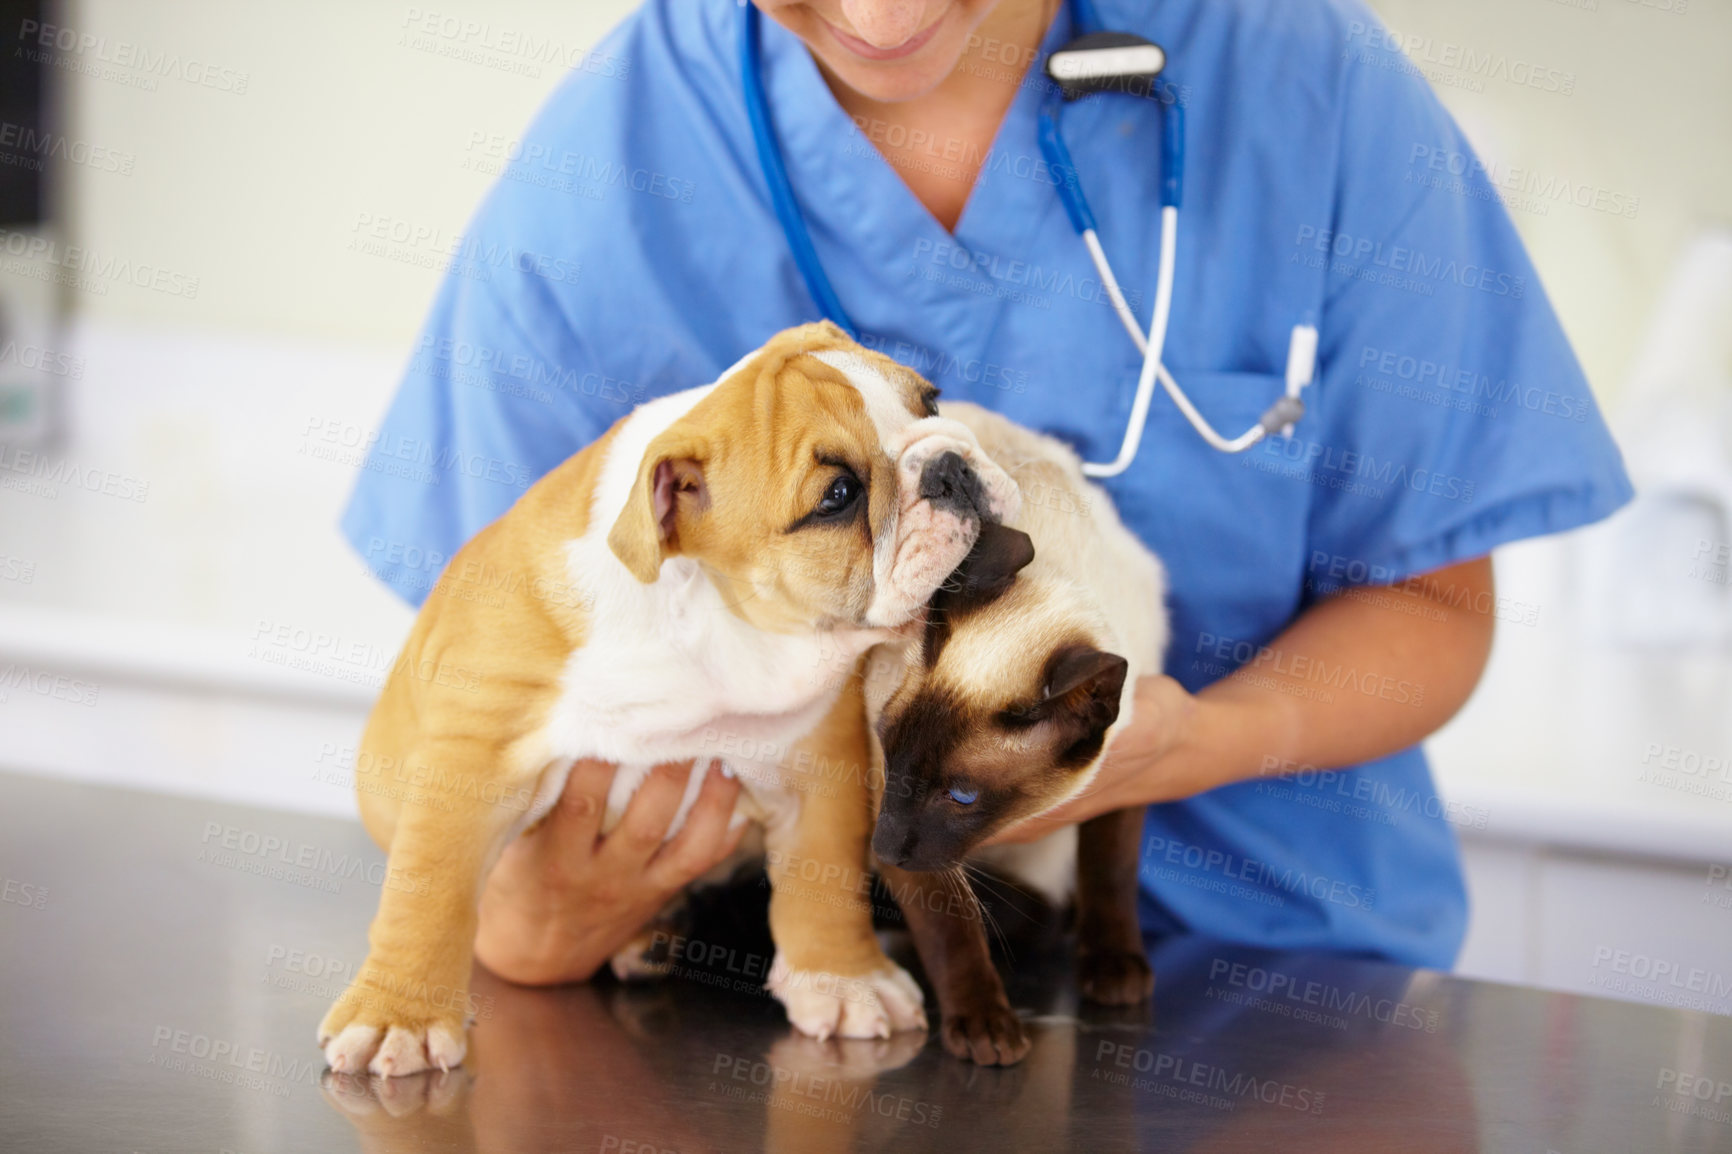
[1045,32,1167,101]
[741,0,1316,477]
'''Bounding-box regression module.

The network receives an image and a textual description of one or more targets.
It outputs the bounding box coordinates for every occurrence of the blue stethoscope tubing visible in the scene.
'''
[739,0,1317,477]
[739,2,855,338]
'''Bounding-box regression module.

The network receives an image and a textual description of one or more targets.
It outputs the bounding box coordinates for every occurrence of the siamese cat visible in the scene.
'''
[865,401,1169,1066]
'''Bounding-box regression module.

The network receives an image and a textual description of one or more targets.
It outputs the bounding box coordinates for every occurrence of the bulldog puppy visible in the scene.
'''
[320,323,1021,1077]
[864,401,1169,1065]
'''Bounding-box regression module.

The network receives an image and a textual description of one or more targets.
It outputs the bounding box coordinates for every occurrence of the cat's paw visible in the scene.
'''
[767,953,928,1041]
[939,996,1031,1066]
[1079,948,1155,1006]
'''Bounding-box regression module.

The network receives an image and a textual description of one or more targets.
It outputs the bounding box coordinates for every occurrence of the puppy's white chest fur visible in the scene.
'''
[545,563,860,773]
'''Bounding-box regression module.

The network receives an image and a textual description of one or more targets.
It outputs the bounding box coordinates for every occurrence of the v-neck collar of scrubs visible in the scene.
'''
[757,5,1076,353]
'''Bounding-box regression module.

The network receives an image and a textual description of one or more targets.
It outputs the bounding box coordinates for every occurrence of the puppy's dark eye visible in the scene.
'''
[944,786,980,806]
[816,474,862,517]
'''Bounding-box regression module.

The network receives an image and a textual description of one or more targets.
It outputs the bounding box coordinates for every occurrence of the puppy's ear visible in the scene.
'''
[1036,644,1128,748]
[949,521,1035,608]
[608,432,708,583]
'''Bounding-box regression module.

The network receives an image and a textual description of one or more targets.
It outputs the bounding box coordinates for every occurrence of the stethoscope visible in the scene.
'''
[741,0,1318,477]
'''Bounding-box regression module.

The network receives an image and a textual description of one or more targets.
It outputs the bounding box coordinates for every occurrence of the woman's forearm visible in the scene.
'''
[1154,556,1497,798]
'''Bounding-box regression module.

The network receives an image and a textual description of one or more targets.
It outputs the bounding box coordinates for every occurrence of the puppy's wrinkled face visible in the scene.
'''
[609,322,973,634]
[872,535,1128,871]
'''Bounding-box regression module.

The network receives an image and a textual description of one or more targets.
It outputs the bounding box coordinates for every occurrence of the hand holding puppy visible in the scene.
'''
[474,759,748,986]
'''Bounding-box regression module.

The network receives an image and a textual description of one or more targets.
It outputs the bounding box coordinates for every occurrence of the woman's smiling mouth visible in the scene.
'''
[823,14,944,61]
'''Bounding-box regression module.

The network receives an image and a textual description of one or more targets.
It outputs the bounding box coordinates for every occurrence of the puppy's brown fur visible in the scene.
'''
[320,324,962,1076]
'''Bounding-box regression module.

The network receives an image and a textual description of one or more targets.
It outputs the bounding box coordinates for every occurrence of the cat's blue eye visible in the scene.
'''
[945,786,980,806]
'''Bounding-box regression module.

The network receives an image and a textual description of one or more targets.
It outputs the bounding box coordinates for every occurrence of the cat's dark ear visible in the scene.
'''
[1036,644,1127,764]
[948,521,1035,609]
[923,521,1035,667]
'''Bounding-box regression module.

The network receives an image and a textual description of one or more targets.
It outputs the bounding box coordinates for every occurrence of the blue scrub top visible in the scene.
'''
[342,0,1632,970]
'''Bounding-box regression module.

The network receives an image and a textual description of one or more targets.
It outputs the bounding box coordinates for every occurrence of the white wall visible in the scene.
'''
[54,0,639,347]
[1366,0,1732,401]
[40,0,1732,400]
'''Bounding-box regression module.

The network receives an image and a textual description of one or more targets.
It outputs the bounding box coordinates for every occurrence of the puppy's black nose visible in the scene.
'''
[918,450,987,518]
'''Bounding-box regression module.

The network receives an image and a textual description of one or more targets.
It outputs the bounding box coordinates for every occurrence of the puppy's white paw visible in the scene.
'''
[767,953,928,1041]
[322,1024,381,1075]
[319,966,469,1079]
[320,1021,466,1078]
[609,944,672,983]
[321,1065,466,1121]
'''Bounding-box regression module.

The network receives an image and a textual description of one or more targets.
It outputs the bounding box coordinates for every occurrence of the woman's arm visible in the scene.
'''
[474,759,748,985]
[993,555,1497,841]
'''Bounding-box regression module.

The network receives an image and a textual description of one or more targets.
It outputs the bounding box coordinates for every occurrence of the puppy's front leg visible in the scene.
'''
[320,736,526,1077]
[875,861,1030,1065]
[764,677,926,1041]
[1076,805,1154,1005]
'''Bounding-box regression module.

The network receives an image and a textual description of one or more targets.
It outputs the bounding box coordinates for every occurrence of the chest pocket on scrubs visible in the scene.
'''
[1098,369,1315,682]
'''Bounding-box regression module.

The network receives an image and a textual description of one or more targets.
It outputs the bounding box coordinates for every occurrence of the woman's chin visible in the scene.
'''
[816,55,955,103]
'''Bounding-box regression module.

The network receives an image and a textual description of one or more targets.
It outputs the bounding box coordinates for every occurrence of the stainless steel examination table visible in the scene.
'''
[2,769,1729,1153]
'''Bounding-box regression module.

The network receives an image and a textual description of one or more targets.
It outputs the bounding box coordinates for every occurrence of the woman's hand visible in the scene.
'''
[986,674,1202,844]
[473,758,748,986]
[985,556,1497,845]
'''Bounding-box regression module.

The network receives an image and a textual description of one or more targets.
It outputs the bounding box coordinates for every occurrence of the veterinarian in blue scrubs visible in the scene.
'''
[343,0,1631,978]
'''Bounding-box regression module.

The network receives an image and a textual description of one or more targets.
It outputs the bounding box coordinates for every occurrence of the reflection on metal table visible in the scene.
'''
[2,769,1729,1153]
